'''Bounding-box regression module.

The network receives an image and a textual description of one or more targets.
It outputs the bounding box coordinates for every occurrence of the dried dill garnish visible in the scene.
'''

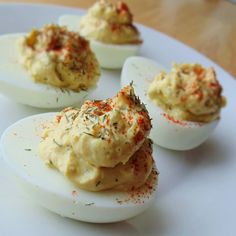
[53,138,62,147]
[115,198,123,204]
[85,202,95,206]
[113,122,118,129]
[102,114,108,123]
[64,112,70,123]
[83,132,95,137]
[71,112,79,121]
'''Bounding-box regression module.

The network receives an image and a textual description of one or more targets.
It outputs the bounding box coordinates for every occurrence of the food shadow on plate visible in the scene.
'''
[183,137,231,167]
[124,137,232,236]
[40,202,168,236]
[129,205,169,236]
[154,136,231,198]
[42,209,141,236]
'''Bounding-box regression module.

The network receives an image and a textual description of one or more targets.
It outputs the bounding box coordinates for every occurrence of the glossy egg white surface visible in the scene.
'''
[0,34,91,108]
[0,112,158,223]
[58,14,141,69]
[121,56,219,150]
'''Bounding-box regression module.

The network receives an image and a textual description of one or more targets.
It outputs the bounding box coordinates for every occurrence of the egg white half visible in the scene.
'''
[58,14,141,69]
[0,34,91,108]
[121,56,219,150]
[0,113,158,223]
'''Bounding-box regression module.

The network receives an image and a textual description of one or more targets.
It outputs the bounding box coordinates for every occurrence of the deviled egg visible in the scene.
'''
[121,56,226,150]
[59,0,142,69]
[0,24,100,108]
[0,85,158,223]
[39,84,154,191]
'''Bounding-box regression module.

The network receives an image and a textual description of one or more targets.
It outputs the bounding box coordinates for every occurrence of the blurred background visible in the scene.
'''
[1,0,235,78]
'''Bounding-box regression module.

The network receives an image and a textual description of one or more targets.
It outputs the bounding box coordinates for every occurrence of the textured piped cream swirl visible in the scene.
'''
[79,0,142,44]
[148,63,226,123]
[18,24,100,92]
[39,85,154,191]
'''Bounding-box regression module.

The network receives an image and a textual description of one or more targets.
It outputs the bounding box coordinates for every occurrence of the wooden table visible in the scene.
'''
[2,0,236,79]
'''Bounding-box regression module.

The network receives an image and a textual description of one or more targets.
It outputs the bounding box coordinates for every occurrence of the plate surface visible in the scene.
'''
[0,3,236,236]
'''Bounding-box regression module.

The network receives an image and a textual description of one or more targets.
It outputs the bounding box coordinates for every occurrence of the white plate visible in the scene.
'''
[0,3,235,236]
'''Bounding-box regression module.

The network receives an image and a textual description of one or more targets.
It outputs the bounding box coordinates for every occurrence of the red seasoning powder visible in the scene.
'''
[116,168,158,205]
[162,113,188,127]
[162,112,203,127]
[56,115,62,123]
